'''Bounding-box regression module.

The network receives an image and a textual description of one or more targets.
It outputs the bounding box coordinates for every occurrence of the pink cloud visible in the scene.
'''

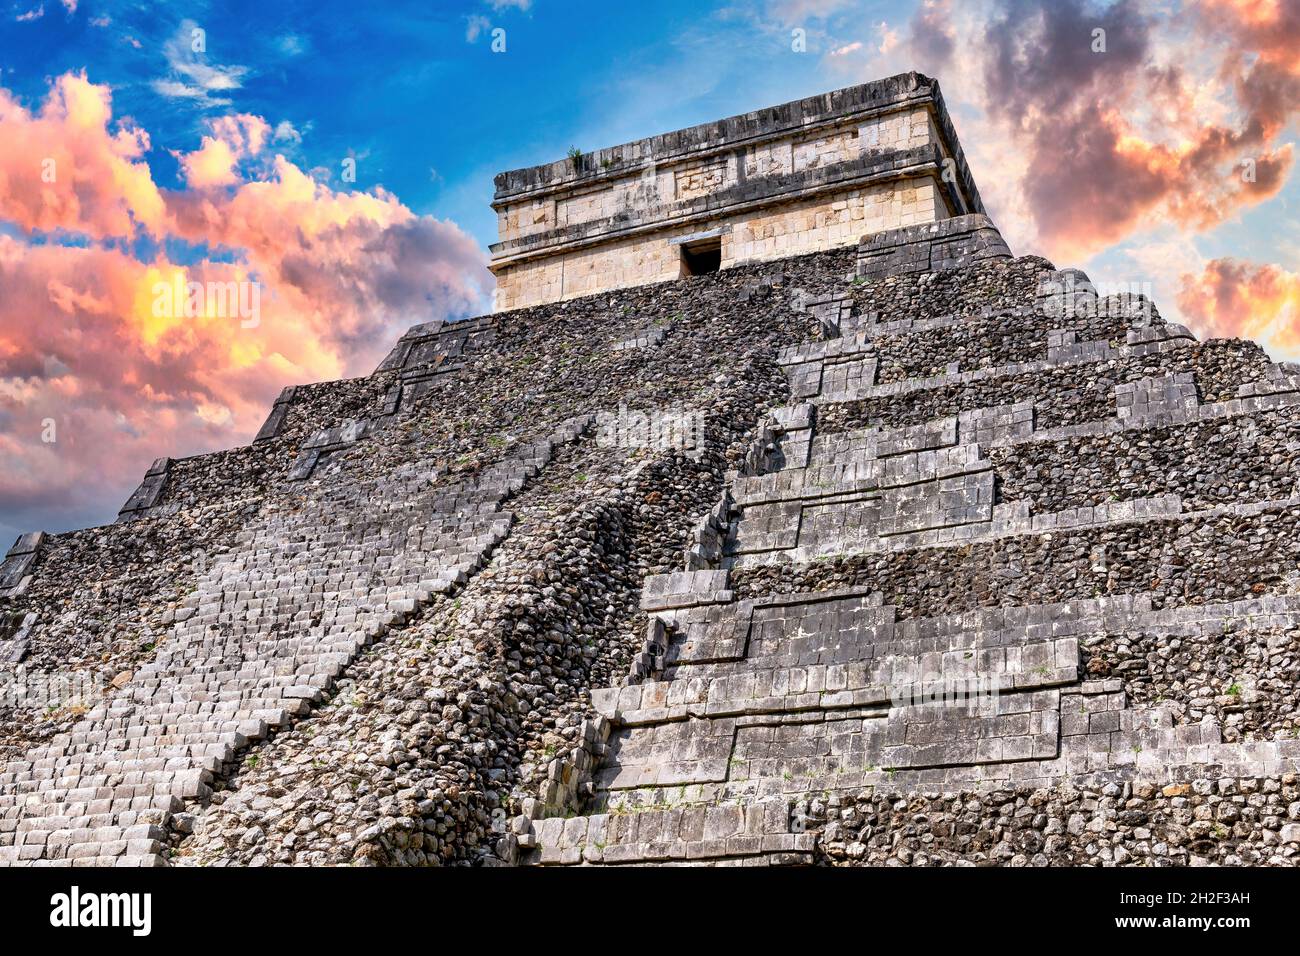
[176,114,271,188]
[0,72,491,533]
[0,72,165,238]
[899,0,1300,263]
[1178,257,1300,359]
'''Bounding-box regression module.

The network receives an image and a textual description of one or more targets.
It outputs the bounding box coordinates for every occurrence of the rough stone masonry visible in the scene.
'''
[2,72,1299,867]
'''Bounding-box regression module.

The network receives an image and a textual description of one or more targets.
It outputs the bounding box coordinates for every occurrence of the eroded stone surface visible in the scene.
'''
[511,252,1300,868]
[5,82,1300,869]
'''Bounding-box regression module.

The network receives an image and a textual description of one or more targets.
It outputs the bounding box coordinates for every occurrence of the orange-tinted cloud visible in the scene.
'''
[0,237,263,512]
[0,71,165,238]
[0,72,491,535]
[1178,257,1300,359]
[176,114,270,188]
[902,0,1300,262]
[1199,0,1300,74]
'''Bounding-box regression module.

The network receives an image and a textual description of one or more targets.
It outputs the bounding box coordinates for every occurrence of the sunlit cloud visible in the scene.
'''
[0,71,491,533]
[1179,257,1300,359]
[175,114,270,188]
[863,0,1300,342]
[152,19,251,108]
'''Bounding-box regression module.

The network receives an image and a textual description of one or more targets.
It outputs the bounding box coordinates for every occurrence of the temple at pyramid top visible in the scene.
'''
[488,71,988,310]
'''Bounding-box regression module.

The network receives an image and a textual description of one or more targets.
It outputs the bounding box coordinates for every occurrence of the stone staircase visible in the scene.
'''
[0,398,591,865]
[5,217,1300,867]
[510,263,1300,866]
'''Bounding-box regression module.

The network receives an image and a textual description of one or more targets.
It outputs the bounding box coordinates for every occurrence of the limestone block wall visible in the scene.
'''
[0,337,596,864]
[490,72,983,311]
[496,107,937,244]
[729,178,943,265]
[496,177,949,311]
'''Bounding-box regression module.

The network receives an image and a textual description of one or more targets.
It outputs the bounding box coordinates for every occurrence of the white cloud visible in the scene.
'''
[465,14,491,43]
[273,120,302,145]
[875,20,899,54]
[152,80,216,101]
[152,19,251,107]
[277,34,307,57]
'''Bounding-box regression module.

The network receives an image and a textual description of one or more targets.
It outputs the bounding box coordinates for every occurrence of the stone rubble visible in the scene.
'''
[2,211,1299,868]
[505,232,1300,868]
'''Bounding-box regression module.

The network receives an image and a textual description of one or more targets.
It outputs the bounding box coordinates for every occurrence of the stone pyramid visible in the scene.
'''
[2,75,1298,867]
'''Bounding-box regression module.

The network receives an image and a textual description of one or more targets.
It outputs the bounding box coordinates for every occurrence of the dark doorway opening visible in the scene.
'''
[679,236,722,276]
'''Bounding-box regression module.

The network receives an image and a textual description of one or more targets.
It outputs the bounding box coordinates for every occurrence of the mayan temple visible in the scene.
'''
[2,71,1299,868]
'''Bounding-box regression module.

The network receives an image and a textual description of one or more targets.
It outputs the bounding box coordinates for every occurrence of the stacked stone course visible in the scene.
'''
[508,235,1300,867]
[0,238,830,864]
[4,79,1300,868]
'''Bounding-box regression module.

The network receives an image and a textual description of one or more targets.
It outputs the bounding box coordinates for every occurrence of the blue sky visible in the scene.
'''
[2,0,902,252]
